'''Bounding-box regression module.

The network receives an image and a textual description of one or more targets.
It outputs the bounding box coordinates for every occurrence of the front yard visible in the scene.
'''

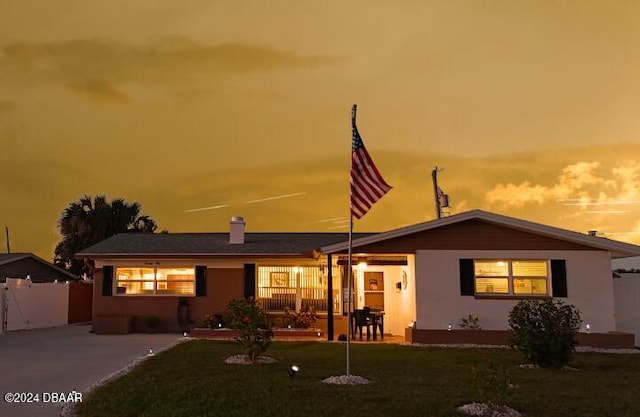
[75,340,640,417]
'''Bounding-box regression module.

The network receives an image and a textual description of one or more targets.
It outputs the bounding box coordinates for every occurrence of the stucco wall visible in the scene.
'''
[415,250,615,332]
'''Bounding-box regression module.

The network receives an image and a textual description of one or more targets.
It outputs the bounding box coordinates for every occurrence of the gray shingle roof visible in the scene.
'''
[76,232,372,257]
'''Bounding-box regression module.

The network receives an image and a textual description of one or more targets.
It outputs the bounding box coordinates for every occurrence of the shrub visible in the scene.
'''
[226,298,273,364]
[283,305,317,328]
[508,299,581,368]
[459,314,482,330]
[472,361,511,408]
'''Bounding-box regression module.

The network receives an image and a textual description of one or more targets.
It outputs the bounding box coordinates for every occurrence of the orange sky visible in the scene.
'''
[1,1,640,264]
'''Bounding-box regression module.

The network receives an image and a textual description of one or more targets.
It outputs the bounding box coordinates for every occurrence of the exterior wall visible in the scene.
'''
[415,250,615,332]
[93,266,244,333]
[614,273,640,346]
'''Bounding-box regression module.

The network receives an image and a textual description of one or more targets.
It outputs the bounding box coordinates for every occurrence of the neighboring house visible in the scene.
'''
[77,211,640,347]
[0,253,79,283]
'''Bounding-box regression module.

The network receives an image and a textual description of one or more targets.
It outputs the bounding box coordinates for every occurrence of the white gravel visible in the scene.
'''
[457,402,521,417]
[321,374,370,385]
[224,355,278,364]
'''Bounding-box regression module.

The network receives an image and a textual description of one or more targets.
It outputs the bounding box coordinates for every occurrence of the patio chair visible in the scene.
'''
[352,309,374,341]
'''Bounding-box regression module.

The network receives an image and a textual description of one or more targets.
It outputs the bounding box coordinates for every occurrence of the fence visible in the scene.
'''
[614,273,640,346]
[1,278,93,333]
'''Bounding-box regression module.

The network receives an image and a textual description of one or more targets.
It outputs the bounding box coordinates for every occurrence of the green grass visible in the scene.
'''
[75,341,640,417]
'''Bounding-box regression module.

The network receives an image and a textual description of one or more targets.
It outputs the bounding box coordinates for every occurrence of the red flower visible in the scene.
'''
[242,316,250,324]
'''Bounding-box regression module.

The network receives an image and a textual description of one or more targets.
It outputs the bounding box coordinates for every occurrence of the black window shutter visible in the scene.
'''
[551,259,568,298]
[195,266,207,296]
[244,264,256,299]
[102,266,113,296]
[459,259,475,296]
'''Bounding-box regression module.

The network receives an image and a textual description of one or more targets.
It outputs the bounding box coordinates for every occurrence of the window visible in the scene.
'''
[257,265,341,313]
[474,260,548,296]
[115,267,195,296]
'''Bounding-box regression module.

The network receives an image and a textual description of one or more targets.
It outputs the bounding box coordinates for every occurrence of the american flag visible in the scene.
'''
[350,106,392,219]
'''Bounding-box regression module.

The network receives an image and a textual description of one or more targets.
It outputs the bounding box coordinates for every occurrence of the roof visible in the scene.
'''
[76,232,374,258]
[321,209,640,259]
[0,252,79,281]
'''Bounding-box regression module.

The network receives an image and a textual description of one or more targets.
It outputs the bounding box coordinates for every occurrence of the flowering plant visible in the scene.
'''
[284,305,317,329]
[226,298,273,364]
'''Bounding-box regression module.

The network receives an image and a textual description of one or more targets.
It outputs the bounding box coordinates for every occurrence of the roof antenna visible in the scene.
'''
[431,167,450,219]
[5,225,9,254]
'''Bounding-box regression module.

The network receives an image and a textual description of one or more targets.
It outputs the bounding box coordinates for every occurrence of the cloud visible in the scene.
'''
[0,37,336,101]
[485,161,629,207]
[484,159,640,243]
[66,78,129,103]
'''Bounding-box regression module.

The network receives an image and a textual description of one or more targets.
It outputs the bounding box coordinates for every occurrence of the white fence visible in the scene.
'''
[614,273,640,346]
[1,278,69,333]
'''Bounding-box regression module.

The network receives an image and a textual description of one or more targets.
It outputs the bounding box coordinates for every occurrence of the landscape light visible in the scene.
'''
[148,348,154,356]
[586,323,591,333]
[447,324,452,331]
[287,365,300,377]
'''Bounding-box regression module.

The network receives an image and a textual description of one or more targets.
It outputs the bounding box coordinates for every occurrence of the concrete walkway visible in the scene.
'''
[0,324,182,417]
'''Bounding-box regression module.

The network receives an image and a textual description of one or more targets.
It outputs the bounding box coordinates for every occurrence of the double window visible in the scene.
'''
[115,267,195,296]
[474,260,548,296]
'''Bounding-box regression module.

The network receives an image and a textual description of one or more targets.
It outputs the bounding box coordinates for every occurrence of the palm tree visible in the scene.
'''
[54,195,158,277]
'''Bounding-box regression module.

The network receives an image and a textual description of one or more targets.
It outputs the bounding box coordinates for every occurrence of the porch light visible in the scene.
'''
[293,266,299,274]
[357,261,367,270]
[218,323,222,328]
[316,331,321,337]
[287,365,300,377]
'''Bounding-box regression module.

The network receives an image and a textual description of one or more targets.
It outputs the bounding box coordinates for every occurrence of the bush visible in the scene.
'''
[226,298,273,363]
[283,305,317,328]
[508,299,581,368]
[472,361,511,407]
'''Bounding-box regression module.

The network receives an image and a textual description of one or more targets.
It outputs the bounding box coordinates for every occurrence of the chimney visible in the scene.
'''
[230,216,245,244]
[588,230,597,236]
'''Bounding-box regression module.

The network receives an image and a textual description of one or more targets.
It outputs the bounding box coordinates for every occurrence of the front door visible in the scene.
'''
[363,271,384,311]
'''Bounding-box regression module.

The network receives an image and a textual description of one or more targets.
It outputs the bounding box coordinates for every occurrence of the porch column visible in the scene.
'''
[327,254,334,341]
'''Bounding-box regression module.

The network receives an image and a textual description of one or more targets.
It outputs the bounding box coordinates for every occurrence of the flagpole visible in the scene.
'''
[346,213,353,376]
[346,104,357,377]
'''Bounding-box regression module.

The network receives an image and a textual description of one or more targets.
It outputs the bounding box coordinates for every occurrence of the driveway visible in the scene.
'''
[0,325,182,417]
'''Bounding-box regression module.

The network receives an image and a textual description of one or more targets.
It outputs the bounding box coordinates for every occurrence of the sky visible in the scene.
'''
[1,1,640,266]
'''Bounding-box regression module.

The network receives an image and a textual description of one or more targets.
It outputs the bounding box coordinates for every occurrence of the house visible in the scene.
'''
[77,211,640,347]
[0,253,79,283]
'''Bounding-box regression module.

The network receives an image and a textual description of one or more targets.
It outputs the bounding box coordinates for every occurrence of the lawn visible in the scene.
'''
[75,340,640,417]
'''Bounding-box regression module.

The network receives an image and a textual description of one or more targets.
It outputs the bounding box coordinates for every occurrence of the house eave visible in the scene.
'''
[320,209,640,258]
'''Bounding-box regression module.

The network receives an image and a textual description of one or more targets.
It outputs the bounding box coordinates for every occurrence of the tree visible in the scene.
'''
[54,195,157,277]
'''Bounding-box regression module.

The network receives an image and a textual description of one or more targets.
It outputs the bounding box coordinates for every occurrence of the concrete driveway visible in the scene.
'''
[0,325,182,417]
